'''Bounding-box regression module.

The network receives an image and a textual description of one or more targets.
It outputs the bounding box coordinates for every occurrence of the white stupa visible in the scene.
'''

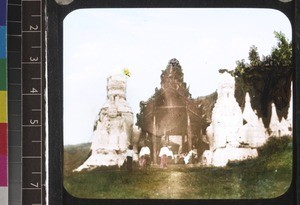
[205,74,293,167]
[287,83,293,126]
[279,82,293,137]
[74,73,134,171]
[208,72,243,150]
[206,73,258,167]
[269,103,292,137]
[239,92,267,147]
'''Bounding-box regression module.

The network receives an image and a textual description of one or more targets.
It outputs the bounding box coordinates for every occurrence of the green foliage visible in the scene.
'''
[234,59,246,77]
[258,136,291,157]
[64,141,292,199]
[248,45,260,67]
[233,31,292,78]
[271,31,292,66]
[230,31,293,126]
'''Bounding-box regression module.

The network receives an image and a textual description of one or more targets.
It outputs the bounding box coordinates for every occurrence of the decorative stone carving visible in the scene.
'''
[74,74,134,171]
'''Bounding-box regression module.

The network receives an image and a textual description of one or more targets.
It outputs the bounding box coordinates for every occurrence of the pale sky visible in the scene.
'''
[63,8,292,145]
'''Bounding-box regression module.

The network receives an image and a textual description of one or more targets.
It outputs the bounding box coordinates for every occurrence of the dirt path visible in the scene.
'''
[154,170,186,198]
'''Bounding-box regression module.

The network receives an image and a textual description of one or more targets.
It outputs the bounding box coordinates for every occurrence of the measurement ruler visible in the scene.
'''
[7,0,46,203]
[21,0,45,204]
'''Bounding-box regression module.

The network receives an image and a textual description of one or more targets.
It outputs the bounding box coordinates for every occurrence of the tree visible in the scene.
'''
[233,31,292,75]
[234,59,247,77]
[231,31,292,124]
[271,31,292,67]
[248,45,260,67]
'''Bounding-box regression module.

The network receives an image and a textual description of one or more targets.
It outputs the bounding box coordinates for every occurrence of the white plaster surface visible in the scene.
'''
[75,74,134,171]
[240,93,267,147]
[209,72,243,150]
[205,73,292,167]
[211,147,258,167]
[269,103,292,137]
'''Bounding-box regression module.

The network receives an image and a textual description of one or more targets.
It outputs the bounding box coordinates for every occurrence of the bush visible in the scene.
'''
[257,136,291,157]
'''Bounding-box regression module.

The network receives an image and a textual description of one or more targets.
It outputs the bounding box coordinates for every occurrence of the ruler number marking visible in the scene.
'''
[29,25,39,31]
[30,182,39,188]
[30,87,39,93]
[30,56,39,62]
[30,119,39,125]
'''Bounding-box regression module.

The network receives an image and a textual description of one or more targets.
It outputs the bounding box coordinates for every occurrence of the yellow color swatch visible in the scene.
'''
[0,91,7,123]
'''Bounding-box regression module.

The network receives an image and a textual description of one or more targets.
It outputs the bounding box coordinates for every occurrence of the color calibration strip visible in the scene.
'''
[0,0,8,205]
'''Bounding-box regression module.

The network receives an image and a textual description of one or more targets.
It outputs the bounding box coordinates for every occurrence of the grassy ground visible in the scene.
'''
[64,137,292,199]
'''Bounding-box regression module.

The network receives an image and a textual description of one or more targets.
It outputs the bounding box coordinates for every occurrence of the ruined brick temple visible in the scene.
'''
[136,59,208,164]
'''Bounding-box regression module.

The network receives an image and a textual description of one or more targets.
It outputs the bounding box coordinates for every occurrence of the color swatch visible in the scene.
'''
[0,0,8,204]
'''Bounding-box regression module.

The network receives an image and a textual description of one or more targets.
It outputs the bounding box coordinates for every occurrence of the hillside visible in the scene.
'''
[64,143,91,176]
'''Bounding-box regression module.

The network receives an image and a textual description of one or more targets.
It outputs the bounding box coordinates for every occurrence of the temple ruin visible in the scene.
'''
[74,58,292,170]
[137,59,292,167]
[136,59,208,164]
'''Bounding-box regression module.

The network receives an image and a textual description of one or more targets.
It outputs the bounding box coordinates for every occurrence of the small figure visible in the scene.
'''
[184,146,198,164]
[139,144,151,170]
[159,144,170,168]
[125,145,135,171]
[190,145,198,164]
